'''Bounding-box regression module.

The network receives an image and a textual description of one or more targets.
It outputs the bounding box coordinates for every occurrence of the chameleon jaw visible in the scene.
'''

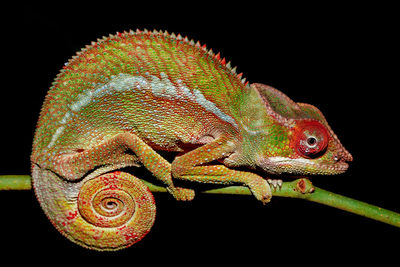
[257,156,350,176]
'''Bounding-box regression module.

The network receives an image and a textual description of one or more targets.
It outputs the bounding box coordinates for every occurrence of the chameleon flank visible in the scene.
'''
[31,29,352,251]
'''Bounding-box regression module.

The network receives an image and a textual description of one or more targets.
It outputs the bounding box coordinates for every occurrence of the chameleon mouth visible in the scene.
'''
[318,161,349,175]
[258,156,350,176]
[290,160,350,175]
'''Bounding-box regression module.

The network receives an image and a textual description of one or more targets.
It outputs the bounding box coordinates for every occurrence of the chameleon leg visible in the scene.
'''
[171,137,272,204]
[53,132,195,201]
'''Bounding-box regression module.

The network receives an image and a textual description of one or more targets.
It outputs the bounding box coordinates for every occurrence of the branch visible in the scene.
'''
[1,175,399,227]
[0,175,32,190]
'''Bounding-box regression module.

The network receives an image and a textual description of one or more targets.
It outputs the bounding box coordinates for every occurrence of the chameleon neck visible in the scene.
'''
[230,87,273,166]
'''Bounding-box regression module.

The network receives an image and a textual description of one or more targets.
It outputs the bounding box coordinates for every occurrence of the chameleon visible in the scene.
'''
[31,29,352,251]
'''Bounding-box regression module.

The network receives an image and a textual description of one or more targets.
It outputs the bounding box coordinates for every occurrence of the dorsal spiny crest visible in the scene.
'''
[62,29,251,89]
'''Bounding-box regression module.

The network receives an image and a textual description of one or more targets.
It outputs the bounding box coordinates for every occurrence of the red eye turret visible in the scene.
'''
[293,121,329,158]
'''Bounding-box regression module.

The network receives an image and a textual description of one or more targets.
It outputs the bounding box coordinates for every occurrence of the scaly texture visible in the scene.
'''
[31,29,352,250]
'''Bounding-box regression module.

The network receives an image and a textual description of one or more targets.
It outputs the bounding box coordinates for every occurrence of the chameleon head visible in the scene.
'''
[251,83,353,176]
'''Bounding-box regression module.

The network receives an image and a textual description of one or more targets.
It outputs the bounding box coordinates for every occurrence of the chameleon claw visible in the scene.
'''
[267,179,283,191]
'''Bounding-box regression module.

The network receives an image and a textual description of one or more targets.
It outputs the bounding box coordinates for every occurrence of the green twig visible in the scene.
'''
[1,175,399,227]
[0,175,32,190]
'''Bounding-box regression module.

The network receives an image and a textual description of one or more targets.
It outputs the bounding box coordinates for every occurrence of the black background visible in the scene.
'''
[1,2,398,264]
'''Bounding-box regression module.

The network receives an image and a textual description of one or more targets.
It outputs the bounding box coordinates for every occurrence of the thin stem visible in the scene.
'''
[1,175,399,227]
[0,175,32,190]
[302,187,400,227]
[202,179,400,227]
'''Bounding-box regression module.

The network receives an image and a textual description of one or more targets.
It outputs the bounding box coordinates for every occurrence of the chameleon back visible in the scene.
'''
[32,30,249,164]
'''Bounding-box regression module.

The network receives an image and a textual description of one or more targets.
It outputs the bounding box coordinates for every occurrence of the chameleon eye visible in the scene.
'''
[306,136,317,146]
[294,121,329,158]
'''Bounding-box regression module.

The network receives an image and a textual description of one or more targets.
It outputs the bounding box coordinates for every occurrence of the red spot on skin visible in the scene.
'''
[108,183,119,190]
[124,231,138,242]
[66,210,78,220]
[111,171,121,178]
[121,226,138,242]
[61,211,78,228]
[101,172,120,189]
[116,225,137,242]
[135,195,148,208]
[91,229,103,240]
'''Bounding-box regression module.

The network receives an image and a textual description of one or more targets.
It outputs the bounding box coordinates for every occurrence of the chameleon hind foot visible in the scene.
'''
[167,186,195,201]
[247,177,272,204]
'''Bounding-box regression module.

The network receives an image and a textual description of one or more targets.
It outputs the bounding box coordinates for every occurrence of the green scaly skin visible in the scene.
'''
[31,29,352,251]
